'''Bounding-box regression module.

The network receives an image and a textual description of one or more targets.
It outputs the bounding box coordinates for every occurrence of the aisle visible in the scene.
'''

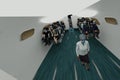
[34,29,120,80]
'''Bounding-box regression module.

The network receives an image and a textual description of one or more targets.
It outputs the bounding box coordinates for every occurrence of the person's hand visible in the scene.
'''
[77,56,79,60]
[88,51,90,54]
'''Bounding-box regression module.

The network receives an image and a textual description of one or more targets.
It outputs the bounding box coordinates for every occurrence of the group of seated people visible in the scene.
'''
[42,17,100,45]
[77,17,100,39]
[42,21,66,45]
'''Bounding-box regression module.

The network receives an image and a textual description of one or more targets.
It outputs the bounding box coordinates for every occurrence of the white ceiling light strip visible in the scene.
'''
[75,9,98,17]
[40,16,64,23]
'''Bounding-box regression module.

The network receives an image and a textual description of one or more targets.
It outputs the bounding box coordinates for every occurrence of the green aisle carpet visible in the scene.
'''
[34,29,120,80]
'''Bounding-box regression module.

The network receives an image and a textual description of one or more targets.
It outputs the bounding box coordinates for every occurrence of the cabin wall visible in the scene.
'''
[0,17,51,80]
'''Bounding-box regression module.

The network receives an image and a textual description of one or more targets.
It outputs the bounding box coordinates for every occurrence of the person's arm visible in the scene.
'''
[76,43,79,57]
[87,41,90,53]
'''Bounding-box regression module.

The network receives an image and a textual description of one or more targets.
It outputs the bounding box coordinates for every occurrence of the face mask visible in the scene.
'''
[81,40,85,45]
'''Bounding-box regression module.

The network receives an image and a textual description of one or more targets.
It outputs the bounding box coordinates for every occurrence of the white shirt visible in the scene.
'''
[76,40,90,56]
[81,23,84,29]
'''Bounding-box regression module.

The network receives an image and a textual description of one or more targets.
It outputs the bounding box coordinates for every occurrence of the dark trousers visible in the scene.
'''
[79,54,90,63]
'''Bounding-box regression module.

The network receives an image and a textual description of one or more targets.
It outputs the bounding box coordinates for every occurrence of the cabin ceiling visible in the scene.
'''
[0,0,119,23]
[0,0,119,16]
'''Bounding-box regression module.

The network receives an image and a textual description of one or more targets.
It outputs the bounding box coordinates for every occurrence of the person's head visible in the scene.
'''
[77,18,80,21]
[79,34,86,43]
[68,14,72,19]
[60,21,63,23]
[83,21,86,25]
[93,20,96,24]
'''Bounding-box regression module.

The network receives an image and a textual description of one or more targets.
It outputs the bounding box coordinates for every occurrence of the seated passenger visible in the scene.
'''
[52,29,59,44]
[79,23,84,33]
[77,18,82,31]
[60,21,66,34]
[42,27,49,45]
[82,21,89,39]
[41,30,46,43]
[89,22,94,37]
[92,21,100,38]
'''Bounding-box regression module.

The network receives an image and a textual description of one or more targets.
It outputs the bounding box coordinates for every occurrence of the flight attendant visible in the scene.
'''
[76,34,90,70]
